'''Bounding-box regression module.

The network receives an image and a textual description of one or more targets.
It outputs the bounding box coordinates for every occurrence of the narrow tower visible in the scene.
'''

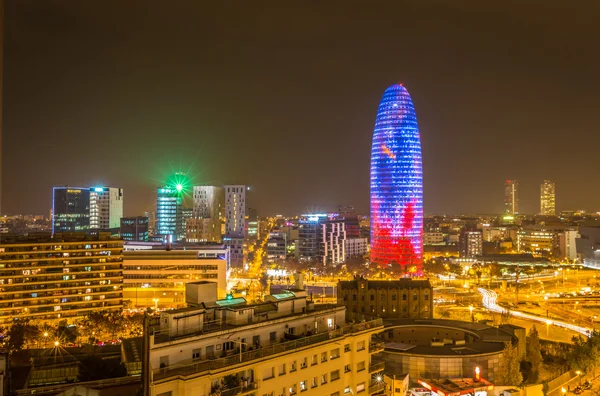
[540,180,556,216]
[370,84,423,275]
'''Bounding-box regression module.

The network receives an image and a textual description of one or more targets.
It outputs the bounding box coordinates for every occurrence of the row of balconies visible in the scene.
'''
[153,318,383,382]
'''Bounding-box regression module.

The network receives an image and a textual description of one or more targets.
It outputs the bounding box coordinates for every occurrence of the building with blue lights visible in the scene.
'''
[52,187,90,234]
[156,186,184,242]
[370,84,423,274]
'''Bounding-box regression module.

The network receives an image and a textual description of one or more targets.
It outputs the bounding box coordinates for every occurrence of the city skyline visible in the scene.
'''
[3,2,600,216]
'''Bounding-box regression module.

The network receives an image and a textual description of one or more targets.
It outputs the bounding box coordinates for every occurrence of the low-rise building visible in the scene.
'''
[122,243,228,308]
[145,290,384,396]
[120,216,149,242]
[0,233,123,324]
[337,278,433,319]
[423,232,444,245]
[576,225,600,268]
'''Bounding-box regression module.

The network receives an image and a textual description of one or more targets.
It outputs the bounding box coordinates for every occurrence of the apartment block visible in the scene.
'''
[0,233,123,324]
[146,290,385,396]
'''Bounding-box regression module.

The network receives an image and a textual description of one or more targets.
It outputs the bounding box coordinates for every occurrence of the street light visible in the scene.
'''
[561,387,566,395]
[576,371,581,386]
[54,340,59,347]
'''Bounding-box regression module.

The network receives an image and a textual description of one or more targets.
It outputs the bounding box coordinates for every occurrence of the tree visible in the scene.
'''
[6,320,39,350]
[527,325,543,382]
[498,342,523,386]
[567,332,600,375]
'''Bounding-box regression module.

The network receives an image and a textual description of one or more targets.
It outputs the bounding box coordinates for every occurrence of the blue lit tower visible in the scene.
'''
[156,173,188,242]
[370,84,423,275]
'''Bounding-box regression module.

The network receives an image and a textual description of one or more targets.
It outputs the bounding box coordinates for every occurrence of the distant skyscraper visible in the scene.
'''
[224,185,246,238]
[156,173,188,242]
[192,186,224,242]
[89,187,123,231]
[224,185,247,267]
[369,84,423,274]
[52,187,90,234]
[459,230,483,258]
[144,211,156,236]
[247,207,259,241]
[540,180,556,216]
[504,180,519,215]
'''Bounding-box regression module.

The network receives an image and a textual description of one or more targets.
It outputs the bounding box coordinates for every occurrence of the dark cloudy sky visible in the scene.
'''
[3,1,600,216]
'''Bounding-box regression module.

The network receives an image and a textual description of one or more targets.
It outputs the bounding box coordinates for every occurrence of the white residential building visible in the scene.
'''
[89,187,123,230]
[145,290,385,396]
[345,238,368,259]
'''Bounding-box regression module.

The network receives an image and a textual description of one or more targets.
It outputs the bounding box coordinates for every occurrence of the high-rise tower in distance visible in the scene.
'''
[156,173,188,242]
[540,180,556,216]
[52,187,90,234]
[504,180,519,215]
[370,84,423,275]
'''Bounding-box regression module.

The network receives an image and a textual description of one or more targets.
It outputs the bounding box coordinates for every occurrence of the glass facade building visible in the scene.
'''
[52,187,91,234]
[156,186,184,241]
[120,216,149,242]
[370,84,423,274]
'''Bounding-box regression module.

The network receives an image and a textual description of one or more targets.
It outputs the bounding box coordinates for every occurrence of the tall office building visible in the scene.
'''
[192,186,224,242]
[156,175,186,241]
[224,185,247,267]
[504,180,519,215]
[540,180,556,216]
[89,187,123,231]
[298,214,328,262]
[247,207,259,241]
[52,187,91,234]
[224,185,247,238]
[458,230,483,258]
[370,84,423,274]
[144,211,156,236]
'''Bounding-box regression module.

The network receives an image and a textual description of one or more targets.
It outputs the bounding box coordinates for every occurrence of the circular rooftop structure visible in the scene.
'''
[377,319,523,383]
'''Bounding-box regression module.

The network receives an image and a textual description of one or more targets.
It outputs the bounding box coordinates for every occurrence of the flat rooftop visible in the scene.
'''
[418,377,494,394]
[153,303,343,344]
[381,318,518,356]
[339,278,432,289]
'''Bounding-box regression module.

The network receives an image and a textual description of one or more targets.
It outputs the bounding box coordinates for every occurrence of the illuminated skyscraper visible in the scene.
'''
[540,180,556,216]
[504,180,519,215]
[156,173,188,242]
[52,187,90,234]
[370,84,423,274]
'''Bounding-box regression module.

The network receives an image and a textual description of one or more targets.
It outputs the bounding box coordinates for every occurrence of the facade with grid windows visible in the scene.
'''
[122,246,228,307]
[337,278,433,319]
[0,233,123,324]
[146,290,385,396]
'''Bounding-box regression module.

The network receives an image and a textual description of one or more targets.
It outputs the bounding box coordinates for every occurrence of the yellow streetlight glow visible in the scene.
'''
[54,341,59,347]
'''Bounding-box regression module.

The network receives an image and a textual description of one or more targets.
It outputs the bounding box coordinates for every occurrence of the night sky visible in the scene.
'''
[3,1,600,217]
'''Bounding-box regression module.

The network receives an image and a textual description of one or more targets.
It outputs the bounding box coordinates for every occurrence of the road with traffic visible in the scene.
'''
[478,288,592,337]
